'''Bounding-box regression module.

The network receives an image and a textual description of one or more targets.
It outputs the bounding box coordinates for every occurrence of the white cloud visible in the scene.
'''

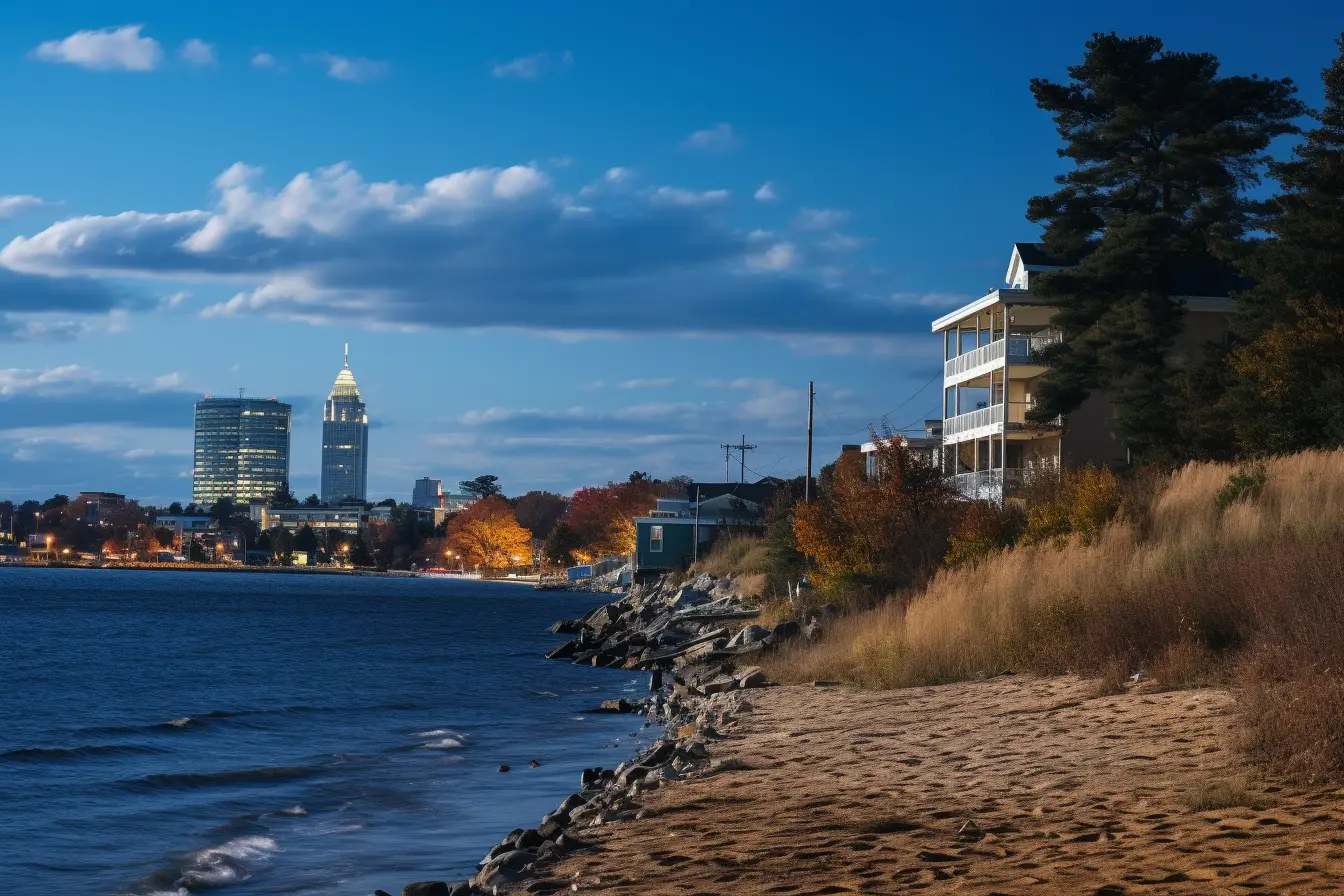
[604,167,633,183]
[754,182,778,202]
[491,50,573,80]
[159,290,189,309]
[0,196,48,218]
[681,123,739,152]
[0,160,909,338]
[746,242,798,271]
[0,364,99,397]
[820,232,867,253]
[649,186,730,207]
[149,372,184,390]
[307,53,388,82]
[794,207,851,230]
[619,378,676,389]
[33,25,162,72]
[251,51,278,69]
[178,38,216,66]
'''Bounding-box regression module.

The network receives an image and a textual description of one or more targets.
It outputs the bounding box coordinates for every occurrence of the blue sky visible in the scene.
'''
[0,1,1337,503]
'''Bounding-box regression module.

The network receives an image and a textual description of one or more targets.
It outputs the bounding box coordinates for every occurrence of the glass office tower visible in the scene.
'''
[192,396,293,506]
[320,347,370,505]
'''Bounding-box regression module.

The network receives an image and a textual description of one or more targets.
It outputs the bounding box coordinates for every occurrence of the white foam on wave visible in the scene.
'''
[166,718,192,728]
[412,728,456,737]
[273,805,307,816]
[173,835,277,889]
[421,737,465,750]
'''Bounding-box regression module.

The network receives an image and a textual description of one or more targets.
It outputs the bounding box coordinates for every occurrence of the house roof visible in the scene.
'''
[684,478,784,506]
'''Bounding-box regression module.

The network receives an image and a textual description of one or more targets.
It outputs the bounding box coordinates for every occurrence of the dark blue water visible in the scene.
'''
[0,568,641,895]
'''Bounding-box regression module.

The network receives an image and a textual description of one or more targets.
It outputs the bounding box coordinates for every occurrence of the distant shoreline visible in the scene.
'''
[0,563,541,583]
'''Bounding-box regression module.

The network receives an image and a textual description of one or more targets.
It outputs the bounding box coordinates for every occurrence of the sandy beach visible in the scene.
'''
[538,675,1344,895]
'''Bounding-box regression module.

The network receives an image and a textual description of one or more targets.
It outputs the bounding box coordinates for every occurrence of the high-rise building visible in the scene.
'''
[192,396,293,506]
[412,477,443,509]
[321,346,370,505]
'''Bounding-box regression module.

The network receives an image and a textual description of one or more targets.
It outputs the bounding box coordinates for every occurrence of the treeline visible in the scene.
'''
[1018,32,1344,464]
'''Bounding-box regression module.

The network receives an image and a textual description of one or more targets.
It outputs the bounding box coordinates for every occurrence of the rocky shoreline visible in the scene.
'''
[383,573,836,896]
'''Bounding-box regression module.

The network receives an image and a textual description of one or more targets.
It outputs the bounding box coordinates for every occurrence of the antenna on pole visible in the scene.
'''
[720,435,758,484]
[805,380,815,503]
[344,343,349,366]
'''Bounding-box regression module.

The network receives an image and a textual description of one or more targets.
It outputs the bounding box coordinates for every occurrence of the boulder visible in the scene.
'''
[726,624,768,649]
[701,677,738,696]
[667,587,710,611]
[736,667,768,689]
[692,573,715,591]
[537,819,564,841]
[485,849,536,873]
[403,883,451,896]
[595,698,635,713]
[554,832,589,852]
[544,640,578,660]
[549,619,581,634]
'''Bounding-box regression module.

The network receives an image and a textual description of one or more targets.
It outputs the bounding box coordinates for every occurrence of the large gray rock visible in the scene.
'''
[485,849,536,872]
[726,624,768,648]
[402,884,450,896]
[692,573,715,591]
[737,666,768,689]
[667,587,710,611]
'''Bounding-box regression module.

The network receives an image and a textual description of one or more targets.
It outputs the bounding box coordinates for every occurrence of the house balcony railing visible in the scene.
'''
[944,402,1063,441]
[951,468,1026,501]
[944,331,1063,382]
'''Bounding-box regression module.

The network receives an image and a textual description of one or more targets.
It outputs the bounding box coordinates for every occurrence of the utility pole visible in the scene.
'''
[721,443,732,482]
[805,380,814,503]
[692,486,701,562]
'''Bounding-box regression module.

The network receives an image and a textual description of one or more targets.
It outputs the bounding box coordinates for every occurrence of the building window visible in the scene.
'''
[649,525,663,553]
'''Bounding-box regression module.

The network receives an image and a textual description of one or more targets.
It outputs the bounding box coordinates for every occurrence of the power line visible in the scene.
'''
[814,372,941,438]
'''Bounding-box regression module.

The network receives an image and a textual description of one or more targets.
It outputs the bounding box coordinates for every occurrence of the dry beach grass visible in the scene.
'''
[538,676,1344,895]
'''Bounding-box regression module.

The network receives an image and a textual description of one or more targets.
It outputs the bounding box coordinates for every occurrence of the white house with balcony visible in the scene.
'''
[934,242,1237,501]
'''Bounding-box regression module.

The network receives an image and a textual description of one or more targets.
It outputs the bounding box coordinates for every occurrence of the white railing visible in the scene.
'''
[944,338,1005,380]
[943,403,1002,439]
[951,468,1025,501]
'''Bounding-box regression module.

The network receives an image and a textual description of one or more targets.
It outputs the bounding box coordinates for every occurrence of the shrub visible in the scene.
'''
[944,500,1021,568]
[1215,462,1267,510]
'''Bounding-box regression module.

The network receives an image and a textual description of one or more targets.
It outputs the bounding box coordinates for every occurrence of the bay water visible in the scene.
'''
[0,568,641,895]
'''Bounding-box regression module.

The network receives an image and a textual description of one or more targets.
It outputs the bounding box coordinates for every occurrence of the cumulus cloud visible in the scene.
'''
[33,25,162,71]
[794,207,851,230]
[746,243,798,271]
[604,167,633,183]
[251,51,278,69]
[619,378,676,389]
[754,182,778,202]
[649,186,730,207]
[0,161,922,338]
[307,53,388,82]
[681,123,739,152]
[491,50,573,79]
[0,195,48,218]
[178,38,216,66]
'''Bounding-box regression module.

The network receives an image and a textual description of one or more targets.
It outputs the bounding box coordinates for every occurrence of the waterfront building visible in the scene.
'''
[412,477,443,509]
[70,492,127,523]
[252,504,364,535]
[320,346,370,505]
[933,242,1237,501]
[192,396,293,506]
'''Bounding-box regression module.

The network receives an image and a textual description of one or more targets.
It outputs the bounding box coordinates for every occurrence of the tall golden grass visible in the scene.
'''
[763,450,1344,780]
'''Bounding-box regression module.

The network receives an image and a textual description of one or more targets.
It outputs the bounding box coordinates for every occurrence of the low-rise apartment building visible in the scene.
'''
[934,242,1237,501]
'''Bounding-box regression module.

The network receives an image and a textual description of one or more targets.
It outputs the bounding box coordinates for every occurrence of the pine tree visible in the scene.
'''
[1026,34,1303,462]
[1229,34,1344,452]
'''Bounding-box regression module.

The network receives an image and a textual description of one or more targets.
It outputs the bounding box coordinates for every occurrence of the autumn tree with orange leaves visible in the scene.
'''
[793,433,957,600]
[565,478,664,557]
[444,495,534,570]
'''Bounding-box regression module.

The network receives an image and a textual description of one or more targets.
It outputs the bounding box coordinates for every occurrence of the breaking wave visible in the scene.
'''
[139,835,278,893]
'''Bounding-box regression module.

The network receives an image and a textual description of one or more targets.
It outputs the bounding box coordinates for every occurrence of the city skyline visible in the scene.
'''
[0,2,1337,503]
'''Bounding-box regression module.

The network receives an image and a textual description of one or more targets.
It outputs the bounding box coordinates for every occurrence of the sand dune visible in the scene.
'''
[540,676,1344,894]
